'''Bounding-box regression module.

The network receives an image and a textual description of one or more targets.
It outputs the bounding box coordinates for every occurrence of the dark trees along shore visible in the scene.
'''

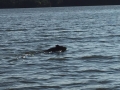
[0,0,120,8]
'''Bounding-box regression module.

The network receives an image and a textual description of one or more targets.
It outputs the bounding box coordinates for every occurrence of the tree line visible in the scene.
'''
[0,0,120,8]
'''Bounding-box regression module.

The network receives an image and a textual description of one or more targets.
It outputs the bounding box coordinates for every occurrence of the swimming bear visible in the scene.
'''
[44,45,67,53]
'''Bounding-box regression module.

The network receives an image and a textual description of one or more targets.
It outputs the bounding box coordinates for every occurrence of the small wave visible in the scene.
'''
[80,69,105,73]
[81,55,113,60]
[107,34,120,37]
[6,29,27,32]
[98,80,112,84]
[95,88,112,90]
[7,85,61,90]
[48,57,68,60]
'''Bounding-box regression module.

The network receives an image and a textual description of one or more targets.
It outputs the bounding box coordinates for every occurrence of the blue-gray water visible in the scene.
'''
[0,6,120,90]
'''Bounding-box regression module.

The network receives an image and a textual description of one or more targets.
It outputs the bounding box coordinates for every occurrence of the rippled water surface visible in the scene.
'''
[1,6,120,90]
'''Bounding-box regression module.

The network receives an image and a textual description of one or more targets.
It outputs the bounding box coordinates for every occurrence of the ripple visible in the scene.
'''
[95,88,113,90]
[98,80,112,84]
[5,29,27,32]
[80,69,106,73]
[48,57,68,60]
[81,55,114,60]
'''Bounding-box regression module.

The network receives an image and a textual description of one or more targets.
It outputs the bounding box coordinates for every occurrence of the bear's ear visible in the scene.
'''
[56,45,59,47]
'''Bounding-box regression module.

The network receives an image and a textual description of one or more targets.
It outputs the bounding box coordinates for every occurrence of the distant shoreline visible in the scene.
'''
[0,0,120,9]
[0,5,120,9]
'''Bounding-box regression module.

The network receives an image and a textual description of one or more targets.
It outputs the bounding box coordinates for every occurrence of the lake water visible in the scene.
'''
[0,5,120,90]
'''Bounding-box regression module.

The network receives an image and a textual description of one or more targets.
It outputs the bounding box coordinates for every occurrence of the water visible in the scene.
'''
[0,5,120,90]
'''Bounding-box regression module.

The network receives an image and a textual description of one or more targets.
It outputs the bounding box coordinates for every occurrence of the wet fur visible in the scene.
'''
[44,45,67,53]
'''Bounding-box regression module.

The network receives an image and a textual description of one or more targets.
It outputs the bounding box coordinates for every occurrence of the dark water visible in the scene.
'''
[0,5,120,90]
